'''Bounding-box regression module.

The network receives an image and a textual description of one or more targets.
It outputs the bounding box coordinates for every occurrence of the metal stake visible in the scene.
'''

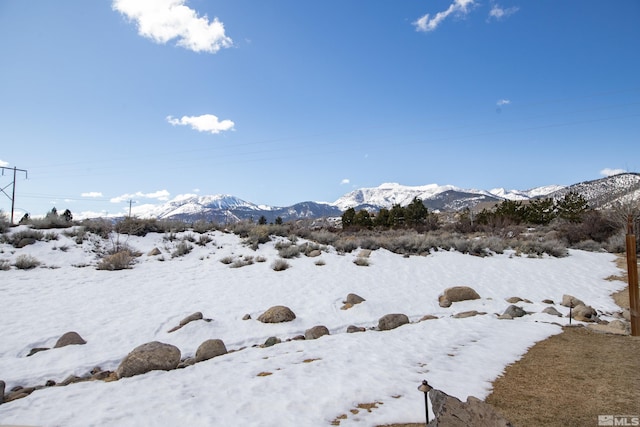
[418,380,433,425]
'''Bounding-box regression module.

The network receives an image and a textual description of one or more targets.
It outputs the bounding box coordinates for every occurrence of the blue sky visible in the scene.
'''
[1,0,638,218]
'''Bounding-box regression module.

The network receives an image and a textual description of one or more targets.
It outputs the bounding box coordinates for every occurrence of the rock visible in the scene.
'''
[0,380,4,404]
[54,331,87,348]
[542,307,563,317]
[263,337,282,347]
[91,371,112,381]
[177,357,196,369]
[505,297,523,303]
[242,314,251,320]
[428,388,513,427]
[195,339,227,362]
[608,319,627,330]
[27,347,50,357]
[45,379,56,386]
[344,293,366,305]
[497,314,513,320]
[622,309,631,321]
[180,312,203,326]
[306,249,322,257]
[439,286,480,307]
[561,294,585,308]
[148,247,162,256]
[542,299,555,304]
[378,313,410,331]
[116,341,181,379]
[305,325,330,340]
[420,315,438,322]
[257,305,296,323]
[453,310,485,319]
[503,305,527,318]
[59,375,88,386]
[346,325,366,333]
[358,249,372,258]
[571,304,598,322]
[5,391,30,403]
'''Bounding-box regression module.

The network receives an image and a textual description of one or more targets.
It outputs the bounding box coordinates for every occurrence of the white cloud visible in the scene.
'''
[112,0,233,53]
[0,159,9,167]
[340,179,350,185]
[488,4,519,21]
[81,192,104,198]
[496,99,511,106]
[414,0,476,32]
[600,168,627,177]
[167,114,235,134]
[111,190,171,203]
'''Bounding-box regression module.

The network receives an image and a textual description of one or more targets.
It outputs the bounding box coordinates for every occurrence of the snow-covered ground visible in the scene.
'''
[0,226,626,426]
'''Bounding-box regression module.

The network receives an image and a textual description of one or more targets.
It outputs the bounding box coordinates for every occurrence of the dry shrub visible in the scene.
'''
[353,257,369,266]
[172,241,193,258]
[271,258,290,271]
[0,259,11,270]
[220,256,235,265]
[14,254,41,270]
[231,256,254,268]
[97,251,134,270]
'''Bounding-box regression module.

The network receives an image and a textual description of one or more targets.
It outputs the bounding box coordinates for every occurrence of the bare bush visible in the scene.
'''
[271,258,290,271]
[172,241,193,258]
[14,254,41,270]
[353,257,369,266]
[231,256,254,268]
[220,256,235,265]
[0,259,11,270]
[276,242,300,259]
[197,234,213,246]
[97,251,134,270]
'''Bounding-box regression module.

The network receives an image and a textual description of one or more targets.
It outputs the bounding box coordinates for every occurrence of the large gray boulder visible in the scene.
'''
[344,293,366,305]
[571,304,598,322]
[503,305,527,318]
[439,286,480,307]
[257,305,296,323]
[305,325,330,340]
[54,331,87,348]
[378,313,409,331]
[428,388,513,426]
[195,339,227,362]
[561,294,585,308]
[116,341,181,379]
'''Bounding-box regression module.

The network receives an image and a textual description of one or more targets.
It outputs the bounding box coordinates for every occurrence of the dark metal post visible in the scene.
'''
[418,380,432,425]
[569,302,573,325]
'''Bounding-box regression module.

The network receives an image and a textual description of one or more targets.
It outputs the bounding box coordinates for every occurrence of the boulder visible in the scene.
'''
[542,299,555,304]
[571,304,598,322]
[378,313,410,331]
[503,305,527,318]
[346,325,366,333]
[419,315,438,322]
[179,312,203,327]
[542,307,563,317]
[54,331,87,348]
[195,339,227,362]
[116,341,181,379]
[148,247,162,256]
[453,310,485,319]
[505,297,523,303]
[344,293,366,305]
[305,325,330,340]
[439,286,480,307]
[428,388,513,426]
[561,294,585,308]
[27,347,50,357]
[257,305,296,323]
[242,314,251,320]
[263,337,281,347]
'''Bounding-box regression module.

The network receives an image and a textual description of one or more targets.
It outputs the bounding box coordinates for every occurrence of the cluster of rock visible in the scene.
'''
[3,287,630,406]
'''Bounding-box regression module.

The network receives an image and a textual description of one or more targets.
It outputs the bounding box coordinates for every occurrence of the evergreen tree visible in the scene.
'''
[374,208,390,228]
[341,207,356,229]
[62,209,73,222]
[557,192,588,223]
[404,197,429,226]
[353,209,373,228]
[274,216,283,225]
[258,215,267,225]
[525,198,556,225]
[388,204,405,228]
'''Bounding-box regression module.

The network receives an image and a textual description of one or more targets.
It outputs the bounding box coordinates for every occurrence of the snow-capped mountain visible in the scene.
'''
[124,174,639,223]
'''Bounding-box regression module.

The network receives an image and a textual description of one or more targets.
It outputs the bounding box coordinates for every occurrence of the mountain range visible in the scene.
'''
[133,173,640,223]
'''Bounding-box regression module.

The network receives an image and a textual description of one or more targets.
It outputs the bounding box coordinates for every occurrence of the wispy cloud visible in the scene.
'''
[340,179,350,185]
[0,159,9,167]
[167,114,235,134]
[81,192,103,198]
[488,3,519,21]
[111,190,171,203]
[414,0,476,32]
[600,168,627,177]
[112,0,232,53]
[496,99,511,106]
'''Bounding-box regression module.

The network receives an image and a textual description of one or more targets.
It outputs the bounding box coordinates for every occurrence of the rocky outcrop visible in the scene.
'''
[439,286,480,308]
[116,341,181,379]
[427,388,513,426]
[305,325,330,340]
[257,306,296,323]
[378,313,409,331]
[54,331,87,348]
[195,339,227,362]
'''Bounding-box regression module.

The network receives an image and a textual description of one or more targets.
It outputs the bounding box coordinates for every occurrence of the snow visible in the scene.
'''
[0,226,627,426]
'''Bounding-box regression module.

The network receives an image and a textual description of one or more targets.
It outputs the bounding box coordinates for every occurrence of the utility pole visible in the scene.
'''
[128,199,135,217]
[0,166,28,225]
[626,215,639,336]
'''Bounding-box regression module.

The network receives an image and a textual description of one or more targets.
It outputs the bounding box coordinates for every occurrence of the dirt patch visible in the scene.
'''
[486,326,640,426]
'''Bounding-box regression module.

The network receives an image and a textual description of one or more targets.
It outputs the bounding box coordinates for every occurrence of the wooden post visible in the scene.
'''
[627,215,639,336]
